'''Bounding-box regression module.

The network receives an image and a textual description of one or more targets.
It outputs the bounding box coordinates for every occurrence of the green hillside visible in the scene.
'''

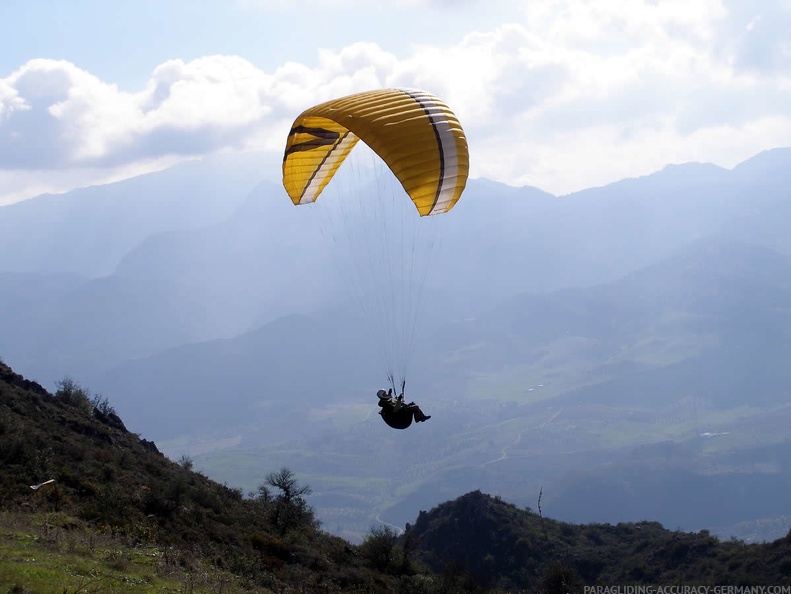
[2,359,790,591]
[0,361,423,592]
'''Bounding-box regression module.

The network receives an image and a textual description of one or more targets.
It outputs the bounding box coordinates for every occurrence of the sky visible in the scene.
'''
[1,0,790,205]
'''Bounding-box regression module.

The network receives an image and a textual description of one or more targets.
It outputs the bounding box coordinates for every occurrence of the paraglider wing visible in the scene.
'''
[282,88,469,216]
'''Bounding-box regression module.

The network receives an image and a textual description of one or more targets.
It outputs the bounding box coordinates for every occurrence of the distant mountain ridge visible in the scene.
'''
[3,148,791,387]
[0,152,267,277]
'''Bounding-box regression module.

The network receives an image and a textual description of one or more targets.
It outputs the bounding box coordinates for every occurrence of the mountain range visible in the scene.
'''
[2,146,791,543]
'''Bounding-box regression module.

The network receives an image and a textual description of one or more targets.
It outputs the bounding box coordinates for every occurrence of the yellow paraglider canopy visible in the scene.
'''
[282,88,469,216]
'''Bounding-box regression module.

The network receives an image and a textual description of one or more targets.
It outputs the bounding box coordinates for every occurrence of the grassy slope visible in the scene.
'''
[0,361,416,593]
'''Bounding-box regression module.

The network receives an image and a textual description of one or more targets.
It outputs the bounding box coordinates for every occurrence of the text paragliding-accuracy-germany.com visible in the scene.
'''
[584,587,791,594]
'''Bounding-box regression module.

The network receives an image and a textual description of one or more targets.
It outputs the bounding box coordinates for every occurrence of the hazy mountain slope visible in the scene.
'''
[718,149,791,257]
[1,182,334,383]
[546,450,791,535]
[0,271,85,337]
[95,237,791,432]
[730,146,791,184]
[425,161,747,296]
[0,152,266,277]
[91,310,384,438]
[424,237,791,401]
[0,272,87,383]
[6,274,208,384]
[113,180,337,325]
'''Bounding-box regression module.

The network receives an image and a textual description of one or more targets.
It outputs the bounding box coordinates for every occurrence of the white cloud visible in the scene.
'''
[0,78,28,120]
[1,0,790,203]
[237,0,447,7]
[451,0,791,192]
[719,0,791,74]
[0,56,275,171]
[270,43,398,110]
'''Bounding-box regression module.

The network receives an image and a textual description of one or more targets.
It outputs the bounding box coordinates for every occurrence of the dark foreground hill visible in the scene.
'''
[408,490,791,591]
[2,360,791,592]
